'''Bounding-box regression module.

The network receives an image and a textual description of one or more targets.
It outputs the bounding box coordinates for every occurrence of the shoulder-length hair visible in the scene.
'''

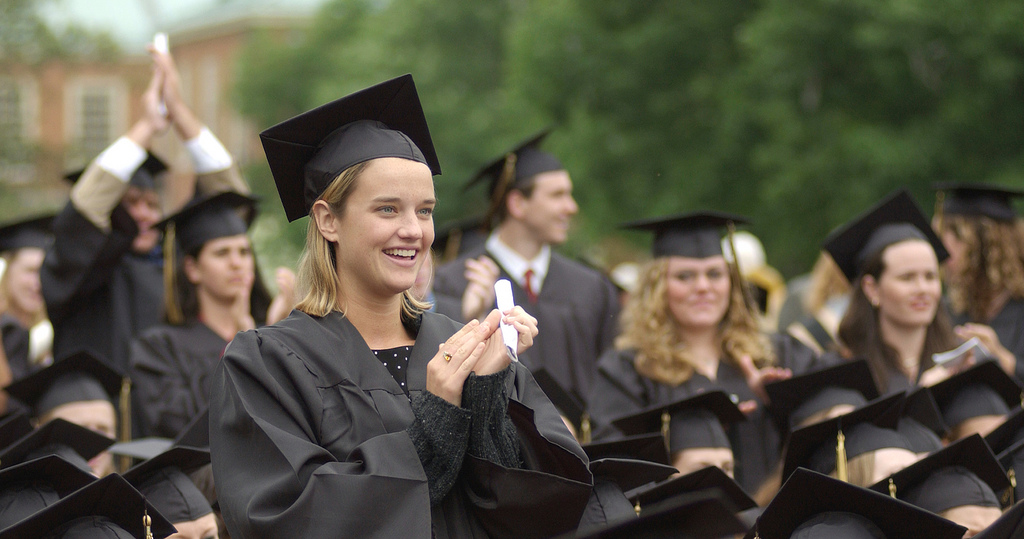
[616,257,775,386]
[295,161,429,322]
[939,215,1024,322]
[165,243,272,327]
[837,241,958,393]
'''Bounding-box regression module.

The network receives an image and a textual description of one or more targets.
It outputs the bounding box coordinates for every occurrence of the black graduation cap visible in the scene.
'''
[974,499,1024,539]
[621,211,750,259]
[532,368,589,442]
[822,188,949,282]
[0,418,113,473]
[898,387,947,453]
[4,350,124,419]
[63,152,169,191]
[0,454,97,530]
[625,465,756,517]
[154,191,257,256]
[590,457,679,495]
[464,130,561,195]
[935,182,1024,222]
[107,438,173,461]
[0,473,176,539]
[610,391,745,454]
[868,434,1014,511]
[928,360,1023,431]
[0,410,34,451]
[582,434,671,466]
[0,214,54,253]
[259,74,440,222]
[571,490,749,539]
[782,392,906,481]
[987,408,1024,457]
[764,359,878,435]
[747,468,966,539]
[119,445,212,524]
[996,437,1024,504]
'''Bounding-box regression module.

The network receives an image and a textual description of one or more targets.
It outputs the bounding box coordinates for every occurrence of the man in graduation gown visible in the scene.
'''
[432,131,620,406]
[41,47,249,374]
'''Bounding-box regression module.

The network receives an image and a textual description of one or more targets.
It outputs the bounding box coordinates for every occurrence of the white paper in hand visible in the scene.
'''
[494,279,518,362]
[932,337,990,368]
[152,33,169,117]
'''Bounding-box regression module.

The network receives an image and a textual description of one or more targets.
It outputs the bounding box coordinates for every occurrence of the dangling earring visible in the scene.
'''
[870,298,880,308]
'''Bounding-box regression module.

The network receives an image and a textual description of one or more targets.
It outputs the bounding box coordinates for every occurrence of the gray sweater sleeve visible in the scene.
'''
[408,390,471,505]
[461,366,523,469]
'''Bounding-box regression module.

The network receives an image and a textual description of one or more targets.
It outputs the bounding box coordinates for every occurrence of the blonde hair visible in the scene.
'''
[803,252,850,314]
[616,257,775,386]
[295,161,430,320]
[831,450,876,488]
[940,215,1024,321]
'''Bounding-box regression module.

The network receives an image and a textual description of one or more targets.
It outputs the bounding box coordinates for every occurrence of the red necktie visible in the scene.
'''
[523,269,538,303]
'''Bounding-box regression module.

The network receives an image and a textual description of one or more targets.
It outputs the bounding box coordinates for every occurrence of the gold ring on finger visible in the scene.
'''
[443,351,453,362]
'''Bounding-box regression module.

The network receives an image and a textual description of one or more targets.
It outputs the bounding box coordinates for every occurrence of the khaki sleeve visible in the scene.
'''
[69,163,130,231]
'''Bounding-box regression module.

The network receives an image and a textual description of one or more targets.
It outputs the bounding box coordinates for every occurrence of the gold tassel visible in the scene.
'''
[835,428,848,482]
[580,413,592,445]
[118,377,132,473]
[661,410,671,456]
[162,223,183,325]
[725,222,761,331]
[888,478,897,499]
[144,509,153,539]
[1010,468,1017,489]
[442,228,463,264]
[483,153,518,230]
[934,190,945,233]
[634,498,641,516]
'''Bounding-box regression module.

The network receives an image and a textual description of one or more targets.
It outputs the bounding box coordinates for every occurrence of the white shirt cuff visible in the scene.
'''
[185,127,233,174]
[95,137,147,182]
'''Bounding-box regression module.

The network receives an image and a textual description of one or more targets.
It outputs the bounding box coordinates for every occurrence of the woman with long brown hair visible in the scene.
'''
[829,189,960,393]
[587,212,819,493]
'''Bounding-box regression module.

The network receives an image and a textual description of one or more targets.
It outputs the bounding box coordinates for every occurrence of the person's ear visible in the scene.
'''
[506,190,528,220]
[861,275,880,308]
[312,201,340,243]
[183,255,201,285]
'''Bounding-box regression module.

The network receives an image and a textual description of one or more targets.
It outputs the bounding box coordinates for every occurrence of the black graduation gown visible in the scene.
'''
[0,313,38,381]
[432,247,620,406]
[41,203,162,373]
[209,310,593,539]
[129,322,227,438]
[587,334,819,493]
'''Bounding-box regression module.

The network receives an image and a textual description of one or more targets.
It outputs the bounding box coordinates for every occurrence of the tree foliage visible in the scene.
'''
[233,0,1024,276]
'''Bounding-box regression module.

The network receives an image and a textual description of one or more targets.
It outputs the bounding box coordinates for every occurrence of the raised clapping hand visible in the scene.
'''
[736,354,791,412]
[461,256,500,322]
[956,323,1016,376]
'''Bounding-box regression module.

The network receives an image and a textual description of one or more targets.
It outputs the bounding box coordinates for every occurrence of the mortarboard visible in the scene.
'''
[579,457,681,529]
[0,454,96,530]
[119,445,213,524]
[822,189,949,282]
[259,74,440,222]
[0,410,34,451]
[897,388,947,453]
[997,437,1024,503]
[747,468,966,539]
[929,360,1023,431]
[64,152,168,191]
[532,368,590,443]
[4,351,124,419]
[0,214,54,253]
[610,391,745,455]
[987,408,1024,457]
[935,182,1024,222]
[571,490,749,539]
[107,438,173,462]
[621,211,749,259]
[582,434,671,466]
[782,393,906,481]
[0,473,176,539]
[868,434,1014,511]
[0,418,113,473]
[973,499,1024,539]
[764,359,878,434]
[154,191,257,256]
[624,465,756,517]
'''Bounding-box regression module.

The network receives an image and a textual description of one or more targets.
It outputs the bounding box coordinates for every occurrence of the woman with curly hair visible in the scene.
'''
[587,211,819,492]
[933,183,1024,381]
[829,189,960,394]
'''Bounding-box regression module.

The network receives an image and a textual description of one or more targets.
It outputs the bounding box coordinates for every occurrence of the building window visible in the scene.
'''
[0,77,37,185]
[79,87,112,162]
[65,77,126,167]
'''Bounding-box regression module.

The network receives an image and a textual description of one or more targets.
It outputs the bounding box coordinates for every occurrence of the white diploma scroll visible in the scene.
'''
[494,279,519,362]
